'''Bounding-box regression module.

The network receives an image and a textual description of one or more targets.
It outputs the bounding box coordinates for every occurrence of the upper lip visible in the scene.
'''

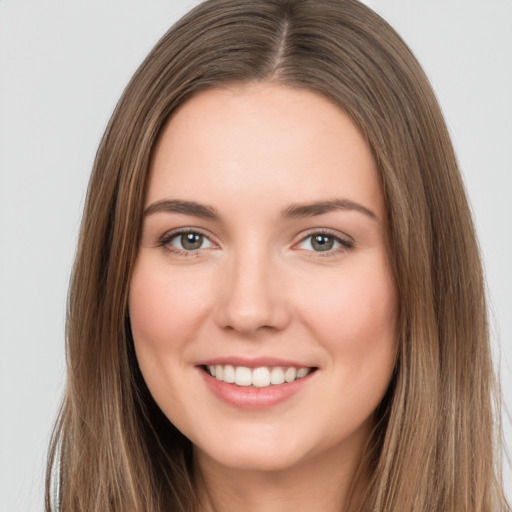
[196,356,316,369]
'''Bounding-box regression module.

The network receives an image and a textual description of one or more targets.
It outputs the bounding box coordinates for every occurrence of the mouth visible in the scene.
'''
[202,364,317,388]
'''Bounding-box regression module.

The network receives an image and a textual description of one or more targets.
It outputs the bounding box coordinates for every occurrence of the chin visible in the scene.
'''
[196,442,307,473]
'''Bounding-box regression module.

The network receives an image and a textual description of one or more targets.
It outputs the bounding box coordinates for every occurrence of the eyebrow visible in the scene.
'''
[281,199,377,220]
[144,199,219,219]
[143,198,377,221]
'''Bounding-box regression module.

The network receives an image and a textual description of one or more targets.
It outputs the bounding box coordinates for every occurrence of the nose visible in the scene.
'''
[214,246,291,336]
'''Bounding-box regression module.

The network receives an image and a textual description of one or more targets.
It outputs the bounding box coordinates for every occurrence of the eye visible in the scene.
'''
[297,232,353,253]
[163,230,215,252]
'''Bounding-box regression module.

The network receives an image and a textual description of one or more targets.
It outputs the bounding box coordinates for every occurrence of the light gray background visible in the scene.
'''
[0,1,510,510]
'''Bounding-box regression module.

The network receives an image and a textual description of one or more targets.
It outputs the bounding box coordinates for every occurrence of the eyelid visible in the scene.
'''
[292,228,354,254]
[157,227,219,254]
[156,226,353,256]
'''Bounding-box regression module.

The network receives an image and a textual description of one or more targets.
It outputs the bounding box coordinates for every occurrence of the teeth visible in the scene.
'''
[234,366,252,386]
[296,367,309,379]
[252,367,270,388]
[284,367,297,383]
[206,365,312,388]
[223,364,235,383]
[270,367,285,385]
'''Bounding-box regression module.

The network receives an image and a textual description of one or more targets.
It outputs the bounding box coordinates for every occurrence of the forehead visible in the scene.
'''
[147,83,384,219]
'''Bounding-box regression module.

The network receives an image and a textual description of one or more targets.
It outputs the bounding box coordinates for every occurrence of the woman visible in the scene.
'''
[45,0,510,510]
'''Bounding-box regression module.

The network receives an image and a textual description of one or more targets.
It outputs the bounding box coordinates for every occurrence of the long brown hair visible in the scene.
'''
[46,0,509,510]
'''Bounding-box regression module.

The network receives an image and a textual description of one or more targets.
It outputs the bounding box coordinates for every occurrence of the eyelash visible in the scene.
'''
[157,228,354,256]
[158,228,216,256]
[294,229,354,256]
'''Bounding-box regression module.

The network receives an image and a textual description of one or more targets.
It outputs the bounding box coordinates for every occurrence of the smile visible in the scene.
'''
[205,364,314,388]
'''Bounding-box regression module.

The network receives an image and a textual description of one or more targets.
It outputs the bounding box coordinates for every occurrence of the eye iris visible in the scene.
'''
[181,232,203,250]
[311,234,334,251]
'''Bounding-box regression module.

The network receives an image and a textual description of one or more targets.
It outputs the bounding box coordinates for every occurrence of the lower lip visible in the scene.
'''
[199,369,315,410]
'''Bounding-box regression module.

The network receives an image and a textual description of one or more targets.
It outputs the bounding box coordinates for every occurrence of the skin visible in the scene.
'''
[129,82,398,512]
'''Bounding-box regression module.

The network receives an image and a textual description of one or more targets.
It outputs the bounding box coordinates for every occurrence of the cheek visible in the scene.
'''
[305,259,398,428]
[298,255,398,367]
[129,260,213,351]
[128,259,216,422]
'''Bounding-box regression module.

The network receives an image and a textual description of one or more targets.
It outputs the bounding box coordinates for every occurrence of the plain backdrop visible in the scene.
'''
[0,1,511,510]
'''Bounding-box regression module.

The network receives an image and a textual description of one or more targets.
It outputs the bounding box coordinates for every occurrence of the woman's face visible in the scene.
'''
[129,83,398,474]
